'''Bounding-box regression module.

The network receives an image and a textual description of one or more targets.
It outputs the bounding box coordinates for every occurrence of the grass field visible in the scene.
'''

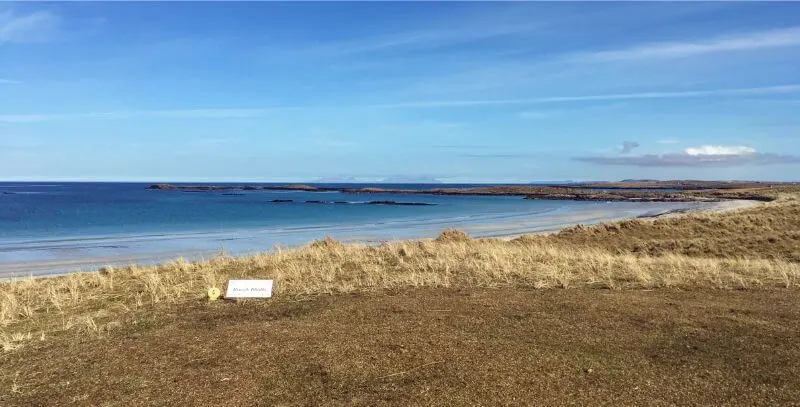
[1,186,799,405]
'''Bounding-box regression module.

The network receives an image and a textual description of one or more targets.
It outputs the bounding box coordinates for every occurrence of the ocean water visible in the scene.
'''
[0,182,703,276]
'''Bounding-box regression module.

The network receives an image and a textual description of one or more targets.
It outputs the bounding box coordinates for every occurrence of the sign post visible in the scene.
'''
[225,280,273,299]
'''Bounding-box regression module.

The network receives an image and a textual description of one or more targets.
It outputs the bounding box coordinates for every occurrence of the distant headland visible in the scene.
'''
[146,180,792,202]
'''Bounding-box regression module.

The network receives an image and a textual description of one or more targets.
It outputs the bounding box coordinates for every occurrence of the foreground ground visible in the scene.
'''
[3,288,800,406]
[1,185,799,405]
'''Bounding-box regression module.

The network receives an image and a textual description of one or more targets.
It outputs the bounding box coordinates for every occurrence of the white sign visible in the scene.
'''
[225,279,273,298]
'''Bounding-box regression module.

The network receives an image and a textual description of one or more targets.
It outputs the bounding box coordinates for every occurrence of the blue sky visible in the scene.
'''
[2,2,800,182]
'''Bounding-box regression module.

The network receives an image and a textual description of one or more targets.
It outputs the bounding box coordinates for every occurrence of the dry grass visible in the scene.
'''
[2,235,799,351]
[548,192,800,261]
[435,228,471,242]
[1,188,799,352]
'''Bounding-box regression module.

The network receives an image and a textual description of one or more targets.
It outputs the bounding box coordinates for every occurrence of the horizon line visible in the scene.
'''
[1,178,796,184]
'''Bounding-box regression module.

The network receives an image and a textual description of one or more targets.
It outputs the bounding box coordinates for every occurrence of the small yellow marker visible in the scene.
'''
[207,287,221,301]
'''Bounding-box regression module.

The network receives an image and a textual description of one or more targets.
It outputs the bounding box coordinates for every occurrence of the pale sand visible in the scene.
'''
[493,199,763,240]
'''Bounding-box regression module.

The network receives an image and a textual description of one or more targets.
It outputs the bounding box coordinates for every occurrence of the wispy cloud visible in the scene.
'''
[657,138,680,145]
[6,83,800,123]
[0,108,282,123]
[461,153,544,159]
[579,26,800,62]
[517,111,553,120]
[575,145,800,167]
[304,24,539,59]
[370,84,800,109]
[517,103,627,121]
[396,23,800,97]
[0,78,21,85]
[0,9,62,44]
[261,7,543,62]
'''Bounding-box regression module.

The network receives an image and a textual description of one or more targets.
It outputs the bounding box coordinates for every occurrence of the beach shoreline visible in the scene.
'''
[491,198,761,240]
[0,198,763,279]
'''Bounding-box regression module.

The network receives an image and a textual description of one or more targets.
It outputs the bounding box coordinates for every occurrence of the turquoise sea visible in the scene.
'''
[0,182,703,276]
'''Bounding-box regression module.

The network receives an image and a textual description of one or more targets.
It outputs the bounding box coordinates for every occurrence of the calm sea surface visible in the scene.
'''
[0,182,701,276]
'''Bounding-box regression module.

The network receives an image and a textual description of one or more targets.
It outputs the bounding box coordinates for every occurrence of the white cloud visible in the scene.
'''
[575,145,800,167]
[684,145,756,156]
[0,9,62,44]
[581,26,800,62]
[0,78,21,85]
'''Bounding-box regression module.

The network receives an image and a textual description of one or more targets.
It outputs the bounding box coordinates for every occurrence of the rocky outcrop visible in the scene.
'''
[146,184,178,190]
[281,184,320,191]
[366,200,436,206]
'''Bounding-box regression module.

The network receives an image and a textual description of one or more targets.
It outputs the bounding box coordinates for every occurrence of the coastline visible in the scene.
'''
[492,198,762,240]
[649,197,761,217]
[0,199,762,279]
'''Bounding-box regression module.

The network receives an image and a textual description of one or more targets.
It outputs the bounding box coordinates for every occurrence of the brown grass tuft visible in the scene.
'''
[308,236,345,249]
[435,228,471,242]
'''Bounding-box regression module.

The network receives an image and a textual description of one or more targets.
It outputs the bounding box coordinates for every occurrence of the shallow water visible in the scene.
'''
[0,182,704,277]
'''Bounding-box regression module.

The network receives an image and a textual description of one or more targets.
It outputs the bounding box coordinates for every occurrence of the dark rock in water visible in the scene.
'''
[366,200,436,206]
[147,184,177,190]
[2,191,14,195]
[222,193,245,196]
[305,200,329,204]
[271,199,293,203]
[243,186,259,190]
[333,201,350,204]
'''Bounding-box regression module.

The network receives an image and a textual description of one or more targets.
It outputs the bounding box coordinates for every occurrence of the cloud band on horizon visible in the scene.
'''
[575,145,800,167]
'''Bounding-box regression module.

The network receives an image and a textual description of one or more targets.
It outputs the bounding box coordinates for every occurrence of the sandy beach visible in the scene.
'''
[492,198,762,240]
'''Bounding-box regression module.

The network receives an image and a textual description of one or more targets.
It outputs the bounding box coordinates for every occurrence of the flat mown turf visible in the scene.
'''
[3,288,799,406]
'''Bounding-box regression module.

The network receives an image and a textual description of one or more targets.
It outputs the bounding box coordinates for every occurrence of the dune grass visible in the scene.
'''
[548,193,800,261]
[1,188,799,352]
[2,233,799,351]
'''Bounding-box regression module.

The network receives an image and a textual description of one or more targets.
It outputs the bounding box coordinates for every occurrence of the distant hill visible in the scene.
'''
[311,176,443,184]
[380,176,443,184]
[313,176,365,183]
